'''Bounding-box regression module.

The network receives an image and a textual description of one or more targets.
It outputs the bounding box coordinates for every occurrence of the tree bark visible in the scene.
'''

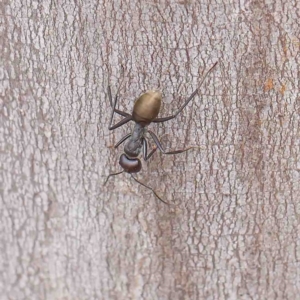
[1,0,299,299]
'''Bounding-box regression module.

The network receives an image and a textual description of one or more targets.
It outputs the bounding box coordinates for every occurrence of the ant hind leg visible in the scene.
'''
[107,86,131,118]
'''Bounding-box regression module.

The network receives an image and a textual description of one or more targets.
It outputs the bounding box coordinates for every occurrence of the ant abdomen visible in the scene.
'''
[132,91,162,126]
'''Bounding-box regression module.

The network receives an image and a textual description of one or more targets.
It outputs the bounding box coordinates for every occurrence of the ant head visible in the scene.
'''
[119,154,142,173]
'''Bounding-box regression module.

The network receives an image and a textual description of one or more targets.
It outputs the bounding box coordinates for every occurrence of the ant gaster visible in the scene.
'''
[105,62,218,204]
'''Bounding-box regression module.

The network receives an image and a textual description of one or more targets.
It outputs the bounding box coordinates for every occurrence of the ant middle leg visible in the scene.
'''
[147,130,201,155]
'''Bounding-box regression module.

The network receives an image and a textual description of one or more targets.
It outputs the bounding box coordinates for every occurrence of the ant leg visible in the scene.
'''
[152,89,198,123]
[108,86,132,130]
[146,147,158,160]
[142,138,148,160]
[114,133,131,148]
[104,170,124,185]
[108,86,131,118]
[152,62,218,123]
[142,138,157,161]
[109,116,132,131]
[130,174,169,205]
[145,147,157,160]
[148,130,201,155]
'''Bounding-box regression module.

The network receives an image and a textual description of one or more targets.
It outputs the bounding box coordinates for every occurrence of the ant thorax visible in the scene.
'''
[124,123,145,158]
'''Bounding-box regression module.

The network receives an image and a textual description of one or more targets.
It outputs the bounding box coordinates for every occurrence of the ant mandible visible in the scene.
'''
[105,62,218,204]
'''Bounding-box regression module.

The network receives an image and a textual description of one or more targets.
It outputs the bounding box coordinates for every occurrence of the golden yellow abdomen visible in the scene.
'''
[132,91,162,126]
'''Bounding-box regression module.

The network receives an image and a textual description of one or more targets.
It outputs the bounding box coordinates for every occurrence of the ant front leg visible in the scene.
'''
[142,138,158,161]
[114,133,131,148]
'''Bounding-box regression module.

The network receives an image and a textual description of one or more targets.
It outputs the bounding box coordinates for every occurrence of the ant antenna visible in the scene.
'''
[130,174,169,205]
[198,61,218,89]
[104,170,124,185]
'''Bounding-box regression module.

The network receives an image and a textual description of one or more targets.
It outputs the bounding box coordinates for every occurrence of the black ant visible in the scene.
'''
[105,62,217,204]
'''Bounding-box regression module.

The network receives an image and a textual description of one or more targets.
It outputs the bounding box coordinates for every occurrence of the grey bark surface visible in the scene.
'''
[1,0,300,299]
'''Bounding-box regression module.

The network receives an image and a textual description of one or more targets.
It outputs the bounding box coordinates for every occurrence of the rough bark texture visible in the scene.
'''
[1,0,299,299]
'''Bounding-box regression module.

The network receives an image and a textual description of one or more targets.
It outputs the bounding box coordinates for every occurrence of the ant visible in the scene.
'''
[105,62,217,204]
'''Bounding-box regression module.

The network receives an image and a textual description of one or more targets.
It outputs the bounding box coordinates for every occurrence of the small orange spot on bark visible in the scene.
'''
[279,84,286,95]
[264,78,274,92]
[292,38,300,48]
